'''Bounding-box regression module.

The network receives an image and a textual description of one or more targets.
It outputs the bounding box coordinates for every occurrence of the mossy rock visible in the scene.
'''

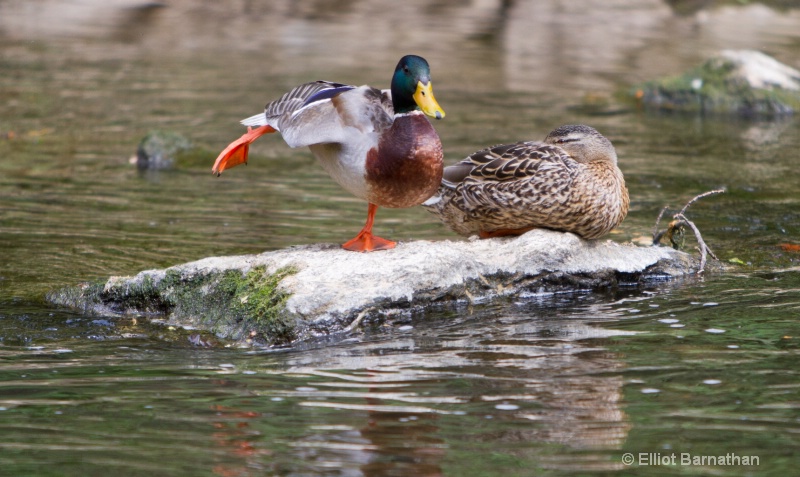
[136,130,192,170]
[48,231,719,348]
[632,50,800,117]
[215,266,297,342]
[47,264,299,346]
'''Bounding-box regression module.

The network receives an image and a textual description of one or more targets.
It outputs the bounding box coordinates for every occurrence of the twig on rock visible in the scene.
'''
[652,189,724,274]
[652,206,670,241]
[343,307,374,334]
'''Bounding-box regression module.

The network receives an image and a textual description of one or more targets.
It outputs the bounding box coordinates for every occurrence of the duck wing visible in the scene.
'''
[458,142,581,210]
[462,142,576,181]
[241,81,394,149]
[442,142,546,184]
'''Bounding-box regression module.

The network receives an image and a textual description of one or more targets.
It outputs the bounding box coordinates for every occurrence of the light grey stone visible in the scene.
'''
[48,229,708,345]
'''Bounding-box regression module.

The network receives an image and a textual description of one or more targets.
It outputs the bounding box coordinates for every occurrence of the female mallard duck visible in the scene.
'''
[212,55,445,252]
[422,124,629,240]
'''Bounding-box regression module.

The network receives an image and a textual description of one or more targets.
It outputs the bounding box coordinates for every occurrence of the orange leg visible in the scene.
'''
[341,203,396,252]
[479,226,535,239]
[212,125,276,175]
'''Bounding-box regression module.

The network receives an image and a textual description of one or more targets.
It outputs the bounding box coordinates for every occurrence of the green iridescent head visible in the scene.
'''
[391,55,445,119]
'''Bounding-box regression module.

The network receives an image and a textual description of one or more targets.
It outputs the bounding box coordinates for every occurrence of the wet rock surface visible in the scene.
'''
[47,229,712,346]
[634,49,800,116]
[135,130,192,170]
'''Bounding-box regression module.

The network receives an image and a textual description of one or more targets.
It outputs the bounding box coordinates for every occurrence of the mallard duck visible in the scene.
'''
[422,124,629,240]
[212,55,445,252]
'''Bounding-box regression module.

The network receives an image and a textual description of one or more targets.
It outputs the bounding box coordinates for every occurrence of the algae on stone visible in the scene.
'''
[633,50,800,116]
[141,265,299,345]
[135,130,192,170]
[49,264,299,346]
[217,266,297,343]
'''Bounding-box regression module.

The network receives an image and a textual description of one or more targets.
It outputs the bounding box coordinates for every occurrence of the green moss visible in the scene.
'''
[144,265,296,344]
[219,266,298,342]
[45,281,105,312]
[52,265,300,345]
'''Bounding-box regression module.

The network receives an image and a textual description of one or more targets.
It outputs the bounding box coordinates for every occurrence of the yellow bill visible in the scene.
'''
[413,81,445,120]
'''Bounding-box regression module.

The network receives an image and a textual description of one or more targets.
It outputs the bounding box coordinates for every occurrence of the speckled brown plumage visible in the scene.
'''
[423,124,629,240]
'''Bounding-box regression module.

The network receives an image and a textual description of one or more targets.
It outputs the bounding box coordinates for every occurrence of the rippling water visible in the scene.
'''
[2,1,800,475]
[3,276,798,475]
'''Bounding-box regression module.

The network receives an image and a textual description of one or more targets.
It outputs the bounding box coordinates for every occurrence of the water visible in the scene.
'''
[1,1,800,475]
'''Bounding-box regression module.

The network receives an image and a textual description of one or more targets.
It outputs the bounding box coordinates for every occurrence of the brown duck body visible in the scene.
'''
[423,124,629,240]
[366,112,443,208]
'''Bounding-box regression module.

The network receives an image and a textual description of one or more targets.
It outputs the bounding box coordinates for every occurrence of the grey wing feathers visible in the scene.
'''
[237,81,393,149]
[265,81,351,119]
[239,81,346,127]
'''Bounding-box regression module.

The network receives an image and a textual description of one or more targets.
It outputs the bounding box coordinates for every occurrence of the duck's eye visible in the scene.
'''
[403,66,410,74]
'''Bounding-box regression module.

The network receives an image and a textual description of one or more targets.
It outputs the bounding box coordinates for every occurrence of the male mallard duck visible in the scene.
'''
[212,55,445,252]
[422,124,629,240]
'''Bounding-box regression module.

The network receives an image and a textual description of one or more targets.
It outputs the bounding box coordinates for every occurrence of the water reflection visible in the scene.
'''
[3,1,800,93]
[244,295,644,474]
[2,273,796,475]
[1,296,641,475]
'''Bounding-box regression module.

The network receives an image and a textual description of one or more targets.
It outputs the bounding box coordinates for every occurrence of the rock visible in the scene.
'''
[135,130,191,170]
[47,230,712,347]
[633,50,800,116]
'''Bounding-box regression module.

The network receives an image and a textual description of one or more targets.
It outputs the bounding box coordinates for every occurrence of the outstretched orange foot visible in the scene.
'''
[341,203,396,252]
[212,125,276,175]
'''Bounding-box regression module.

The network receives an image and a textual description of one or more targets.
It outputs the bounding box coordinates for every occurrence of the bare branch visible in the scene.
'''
[651,189,724,274]
[674,213,715,273]
[678,189,725,216]
[652,206,671,243]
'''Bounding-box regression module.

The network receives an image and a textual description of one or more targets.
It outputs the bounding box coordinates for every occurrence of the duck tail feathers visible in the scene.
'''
[240,113,268,127]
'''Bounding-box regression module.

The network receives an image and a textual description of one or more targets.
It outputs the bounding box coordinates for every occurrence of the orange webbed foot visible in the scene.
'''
[341,203,396,252]
[212,125,276,175]
[342,231,396,252]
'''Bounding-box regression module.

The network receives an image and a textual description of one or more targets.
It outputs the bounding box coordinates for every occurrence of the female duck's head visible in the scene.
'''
[391,55,445,119]
[544,124,618,165]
